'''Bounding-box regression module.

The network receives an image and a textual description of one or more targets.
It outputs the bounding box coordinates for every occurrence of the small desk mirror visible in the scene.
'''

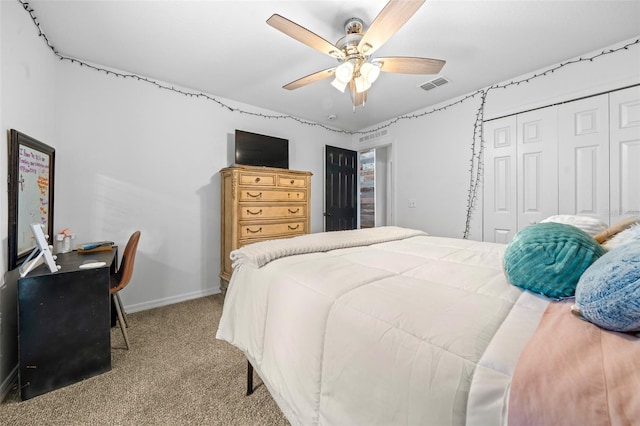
[19,224,60,277]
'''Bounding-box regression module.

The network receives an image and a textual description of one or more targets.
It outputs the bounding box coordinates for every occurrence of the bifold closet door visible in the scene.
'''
[516,107,559,231]
[558,94,610,225]
[609,86,640,224]
[483,116,517,243]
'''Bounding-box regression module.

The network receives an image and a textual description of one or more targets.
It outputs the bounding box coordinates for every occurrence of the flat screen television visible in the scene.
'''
[235,130,289,169]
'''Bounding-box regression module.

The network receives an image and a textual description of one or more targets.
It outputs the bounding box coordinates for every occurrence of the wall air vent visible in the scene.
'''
[358,129,388,144]
[419,76,449,91]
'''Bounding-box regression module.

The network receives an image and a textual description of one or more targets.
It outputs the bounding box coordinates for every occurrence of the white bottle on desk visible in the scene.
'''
[55,233,74,254]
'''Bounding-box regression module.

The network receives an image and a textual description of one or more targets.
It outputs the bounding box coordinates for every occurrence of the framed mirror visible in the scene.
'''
[8,129,55,270]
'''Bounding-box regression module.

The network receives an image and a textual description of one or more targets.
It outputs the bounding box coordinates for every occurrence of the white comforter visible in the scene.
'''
[217,229,548,425]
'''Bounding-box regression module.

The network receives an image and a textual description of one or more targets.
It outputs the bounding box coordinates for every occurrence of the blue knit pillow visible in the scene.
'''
[574,242,640,332]
[503,222,606,299]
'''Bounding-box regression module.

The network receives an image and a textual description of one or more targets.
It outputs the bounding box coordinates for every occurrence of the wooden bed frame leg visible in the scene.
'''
[246,360,254,396]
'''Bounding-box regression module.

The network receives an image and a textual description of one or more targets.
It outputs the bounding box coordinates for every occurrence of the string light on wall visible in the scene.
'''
[460,37,639,239]
[16,0,350,133]
[17,0,639,238]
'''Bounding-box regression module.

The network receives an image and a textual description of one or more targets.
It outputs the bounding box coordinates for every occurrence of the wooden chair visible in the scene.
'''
[111,231,141,349]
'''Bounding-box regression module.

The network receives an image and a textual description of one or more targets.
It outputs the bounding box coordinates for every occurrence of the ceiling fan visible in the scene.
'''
[267,0,445,108]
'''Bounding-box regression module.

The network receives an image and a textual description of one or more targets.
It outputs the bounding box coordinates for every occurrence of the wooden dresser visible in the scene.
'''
[219,165,312,286]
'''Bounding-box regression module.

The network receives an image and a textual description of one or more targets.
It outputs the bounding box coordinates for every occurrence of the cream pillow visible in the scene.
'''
[540,215,608,237]
[603,223,640,250]
[594,217,640,244]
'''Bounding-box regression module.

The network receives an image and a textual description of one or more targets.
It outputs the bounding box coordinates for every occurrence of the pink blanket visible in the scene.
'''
[508,300,640,425]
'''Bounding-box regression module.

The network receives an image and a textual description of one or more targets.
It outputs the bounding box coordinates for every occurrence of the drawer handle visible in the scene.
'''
[288,208,300,214]
[246,191,262,198]
[290,179,295,185]
[246,227,262,234]
[288,193,301,199]
[246,209,262,216]
[288,225,300,230]
[255,177,261,183]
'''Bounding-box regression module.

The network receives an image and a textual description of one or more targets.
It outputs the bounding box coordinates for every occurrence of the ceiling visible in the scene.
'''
[25,1,640,132]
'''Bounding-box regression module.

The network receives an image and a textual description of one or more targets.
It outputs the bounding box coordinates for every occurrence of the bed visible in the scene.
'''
[216,225,640,425]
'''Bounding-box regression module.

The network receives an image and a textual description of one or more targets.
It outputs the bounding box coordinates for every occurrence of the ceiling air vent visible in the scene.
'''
[419,76,449,91]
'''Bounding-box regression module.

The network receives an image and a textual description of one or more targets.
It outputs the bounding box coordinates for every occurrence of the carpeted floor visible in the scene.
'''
[0,294,289,425]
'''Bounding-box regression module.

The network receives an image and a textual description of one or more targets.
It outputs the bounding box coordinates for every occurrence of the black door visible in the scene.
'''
[325,145,357,231]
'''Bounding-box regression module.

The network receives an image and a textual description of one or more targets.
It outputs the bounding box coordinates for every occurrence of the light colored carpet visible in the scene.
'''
[0,294,289,425]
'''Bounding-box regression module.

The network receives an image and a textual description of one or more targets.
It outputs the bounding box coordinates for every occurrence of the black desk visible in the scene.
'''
[17,248,118,400]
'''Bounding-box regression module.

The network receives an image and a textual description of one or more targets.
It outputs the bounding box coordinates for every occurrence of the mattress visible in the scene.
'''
[216,228,549,425]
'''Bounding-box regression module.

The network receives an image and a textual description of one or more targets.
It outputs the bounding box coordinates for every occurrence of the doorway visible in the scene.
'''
[359,145,392,228]
[359,149,375,228]
[324,144,393,231]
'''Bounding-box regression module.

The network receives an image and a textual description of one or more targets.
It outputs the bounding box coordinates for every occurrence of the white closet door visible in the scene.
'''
[516,106,559,231]
[483,116,517,243]
[610,86,640,224]
[558,94,610,224]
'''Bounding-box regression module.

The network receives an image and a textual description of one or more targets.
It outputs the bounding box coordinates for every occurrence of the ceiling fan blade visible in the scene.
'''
[376,57,445,74]
[349,80,367,107]
[283,67,336,90]
[267,14,345,59]
[358,0,426,56]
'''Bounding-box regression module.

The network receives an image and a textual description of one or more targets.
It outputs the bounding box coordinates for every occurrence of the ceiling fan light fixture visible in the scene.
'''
[335,61,354,83]
[331,78,349,92]
[360,62,381,84]
[269,1,441,107]
[332,61,354,92]
[354,75,371,93]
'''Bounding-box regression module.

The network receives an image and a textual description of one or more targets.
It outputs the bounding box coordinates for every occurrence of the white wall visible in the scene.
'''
[0,0,59,400]
[355,37,640,241]
[0,0,351,397]
[1,1,58,268]
[483,40,640,121]
[354,97,483,239]
[52,61,350,311]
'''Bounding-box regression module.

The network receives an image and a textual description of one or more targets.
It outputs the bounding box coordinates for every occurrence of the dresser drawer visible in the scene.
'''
[239,189,306,202]
[238,172,276,186]
[239,221,306,239]
[238,232,301,249]
[278,174,308,188]
[239,205,306,220]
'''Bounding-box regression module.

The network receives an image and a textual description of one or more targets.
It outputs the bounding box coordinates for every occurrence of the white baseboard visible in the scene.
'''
[124,287,221,314]
[0,365,18,403]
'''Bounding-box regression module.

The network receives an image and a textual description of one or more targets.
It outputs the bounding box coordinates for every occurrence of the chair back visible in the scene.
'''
[111,231,141,294]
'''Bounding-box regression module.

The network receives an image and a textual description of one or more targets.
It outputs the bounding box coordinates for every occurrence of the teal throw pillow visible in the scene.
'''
[574,242,640,332]
[503,222,606,299]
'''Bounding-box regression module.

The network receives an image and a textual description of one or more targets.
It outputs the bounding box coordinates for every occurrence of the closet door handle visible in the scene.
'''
[246,227,262,234]
[246,209,263,216]
[246,192,262,199]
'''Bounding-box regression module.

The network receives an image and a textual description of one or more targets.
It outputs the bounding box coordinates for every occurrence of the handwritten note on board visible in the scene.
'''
[17,145,51,256]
